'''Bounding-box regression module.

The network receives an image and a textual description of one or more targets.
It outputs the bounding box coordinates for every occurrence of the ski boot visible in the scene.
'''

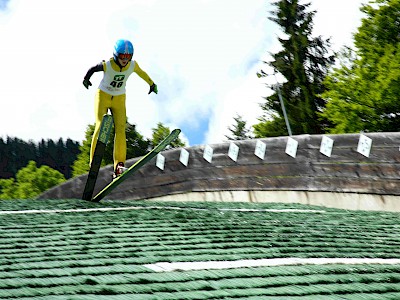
[113,162,127,180]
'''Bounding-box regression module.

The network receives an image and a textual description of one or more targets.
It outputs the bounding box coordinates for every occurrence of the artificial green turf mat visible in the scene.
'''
[1,199,399,299]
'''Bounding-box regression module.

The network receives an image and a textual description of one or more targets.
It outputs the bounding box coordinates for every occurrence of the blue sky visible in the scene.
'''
[0,0,367,146]
[0,0,9,10]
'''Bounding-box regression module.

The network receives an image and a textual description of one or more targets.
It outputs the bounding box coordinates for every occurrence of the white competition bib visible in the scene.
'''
[98,60,135,95]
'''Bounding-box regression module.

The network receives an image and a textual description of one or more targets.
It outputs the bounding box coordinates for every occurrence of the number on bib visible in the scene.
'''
[110,81,123,88]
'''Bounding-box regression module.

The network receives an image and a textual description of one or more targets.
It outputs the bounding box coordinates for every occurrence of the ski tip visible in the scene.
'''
[172,128,181,135]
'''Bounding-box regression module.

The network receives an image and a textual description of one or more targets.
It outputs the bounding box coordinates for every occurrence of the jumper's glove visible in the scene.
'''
[148,83,158,94]
[83,79,92,89]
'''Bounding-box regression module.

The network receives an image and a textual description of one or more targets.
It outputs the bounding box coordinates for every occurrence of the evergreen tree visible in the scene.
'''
[64,138,81,178]
[256,0,334,137]
[36,138,80,179]
[0,136,80,180]
[0,137,37,178]
[151,122,186,149]
[225,114,252,140]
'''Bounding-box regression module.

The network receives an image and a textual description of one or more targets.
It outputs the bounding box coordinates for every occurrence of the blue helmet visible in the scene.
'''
[113,39,134,61]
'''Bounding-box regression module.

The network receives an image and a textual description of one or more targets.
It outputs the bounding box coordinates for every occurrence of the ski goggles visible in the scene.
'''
[118,53,132,61]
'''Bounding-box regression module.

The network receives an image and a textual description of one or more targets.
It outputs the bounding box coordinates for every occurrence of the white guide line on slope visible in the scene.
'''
[145,258,400,273]
[0,206,326,215]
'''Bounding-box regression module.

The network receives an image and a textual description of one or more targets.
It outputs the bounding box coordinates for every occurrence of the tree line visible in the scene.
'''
[0,137,80,180]
[0,122,185,199]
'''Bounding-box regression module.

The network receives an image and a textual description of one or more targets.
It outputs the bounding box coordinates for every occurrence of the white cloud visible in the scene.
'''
[0,0,368,146]
[310,0,368,51]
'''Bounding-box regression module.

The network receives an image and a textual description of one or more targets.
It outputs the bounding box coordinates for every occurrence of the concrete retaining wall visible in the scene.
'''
[39,132,400,211]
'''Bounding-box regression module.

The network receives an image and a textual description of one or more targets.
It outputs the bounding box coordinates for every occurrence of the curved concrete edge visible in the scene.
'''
[144,190,400,212]
[38,132,400,212]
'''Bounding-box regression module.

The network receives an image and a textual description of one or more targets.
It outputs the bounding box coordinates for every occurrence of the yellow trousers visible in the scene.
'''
[90,89,127,170]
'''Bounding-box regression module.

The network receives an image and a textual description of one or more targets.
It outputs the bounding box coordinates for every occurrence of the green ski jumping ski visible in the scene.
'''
[82,114,113,201]
[91,128,181,202]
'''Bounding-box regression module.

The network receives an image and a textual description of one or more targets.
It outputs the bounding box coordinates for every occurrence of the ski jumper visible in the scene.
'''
[84,58,154,170]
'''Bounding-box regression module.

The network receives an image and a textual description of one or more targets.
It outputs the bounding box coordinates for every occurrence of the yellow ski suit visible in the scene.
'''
[84,58,154,170]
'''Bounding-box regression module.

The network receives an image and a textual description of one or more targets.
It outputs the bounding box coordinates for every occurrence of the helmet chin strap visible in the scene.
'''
[114,57,130,70]
[113,53,122,67]
[115,58,123,69]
